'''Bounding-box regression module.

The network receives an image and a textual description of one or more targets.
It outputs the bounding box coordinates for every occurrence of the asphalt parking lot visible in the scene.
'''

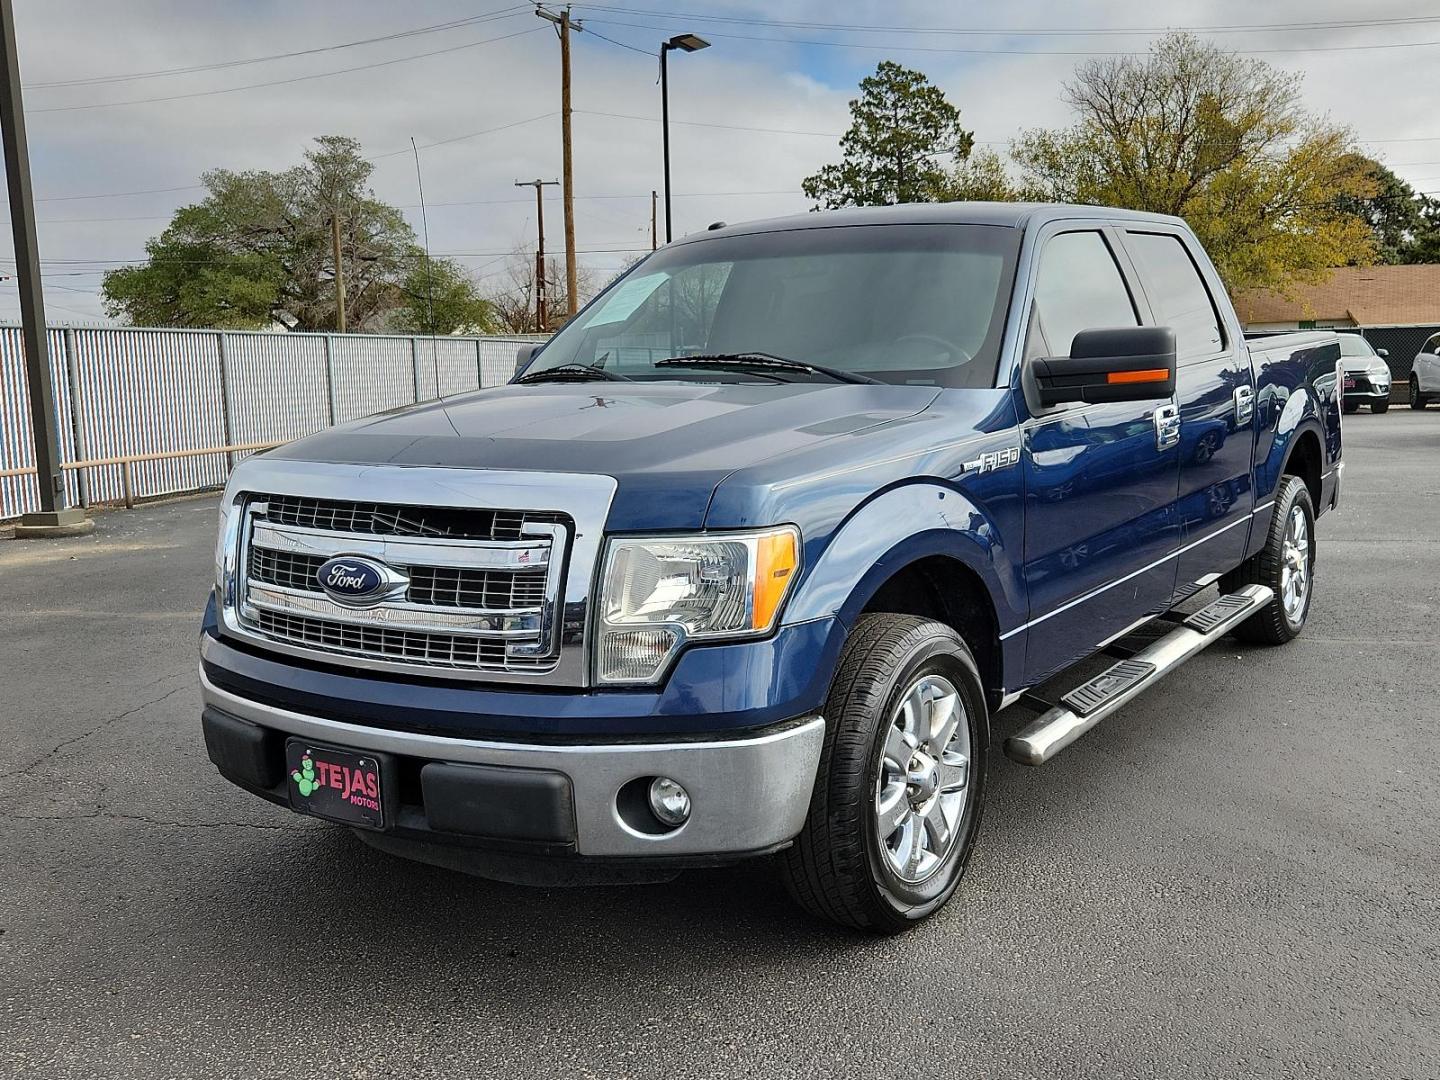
[2,410,1437,1080]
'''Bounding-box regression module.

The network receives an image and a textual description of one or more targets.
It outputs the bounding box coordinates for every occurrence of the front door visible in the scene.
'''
[1122,229,1255,596]
[1019,228,1182,684]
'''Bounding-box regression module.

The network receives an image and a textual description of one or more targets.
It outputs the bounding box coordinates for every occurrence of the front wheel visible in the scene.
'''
[1342,400,1359,415]
[778,614,987,933]
[1411,377,1427,410]
[1372,399,1390,414]
[1221,475,1315,645]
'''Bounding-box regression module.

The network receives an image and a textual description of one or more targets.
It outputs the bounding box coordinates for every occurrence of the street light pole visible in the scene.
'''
[659,33,709,245]
[0,0,88,535]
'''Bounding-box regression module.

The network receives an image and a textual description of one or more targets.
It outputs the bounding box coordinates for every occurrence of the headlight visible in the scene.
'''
[596,526,800,683]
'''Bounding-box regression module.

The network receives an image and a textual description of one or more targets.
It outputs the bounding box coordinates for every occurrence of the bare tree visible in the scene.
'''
[486,248,601,333]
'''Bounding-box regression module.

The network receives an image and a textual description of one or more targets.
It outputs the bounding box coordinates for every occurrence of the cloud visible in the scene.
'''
[3,0,1436,323]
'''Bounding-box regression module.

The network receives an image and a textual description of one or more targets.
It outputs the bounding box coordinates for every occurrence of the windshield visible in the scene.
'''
[1337,334,1374,358]
[523,224,1020,388]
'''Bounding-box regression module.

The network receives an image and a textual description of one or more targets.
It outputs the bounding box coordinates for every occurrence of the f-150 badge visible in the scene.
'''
[962,446,1021,475]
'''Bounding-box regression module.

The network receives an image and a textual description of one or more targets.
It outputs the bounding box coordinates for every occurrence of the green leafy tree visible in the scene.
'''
[939,147,1033,202]
[1407,200,1440,263]
[103,136,487,332]
[803,61,974,208]
[1010,33,1375,293]
[393,256,497,335]
[1331,156,1430,264]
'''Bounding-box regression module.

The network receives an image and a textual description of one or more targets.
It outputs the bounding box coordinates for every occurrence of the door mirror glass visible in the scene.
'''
[1032,326,1177,407]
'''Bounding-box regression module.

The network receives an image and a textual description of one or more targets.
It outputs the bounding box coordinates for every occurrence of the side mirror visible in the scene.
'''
[1377,348,1389,358]
[515,343,540,376]
[1032,326,1177,408]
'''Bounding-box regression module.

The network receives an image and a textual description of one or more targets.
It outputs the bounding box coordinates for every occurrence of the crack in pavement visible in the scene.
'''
[12,808,296,832]
[0,679,193,784]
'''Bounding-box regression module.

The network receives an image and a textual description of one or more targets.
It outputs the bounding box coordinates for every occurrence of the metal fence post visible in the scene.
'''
[61,326,90,509]
[323,334,338,425]
[215,331,235,470]
[476,338,484,389]
[411,336,422,402]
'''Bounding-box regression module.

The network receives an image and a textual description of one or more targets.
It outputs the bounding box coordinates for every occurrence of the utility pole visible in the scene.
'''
[515,178,558,332]
[536,4,581,316]
[0,0,88,535]
[330,212,346,333]
[651,190,657,251]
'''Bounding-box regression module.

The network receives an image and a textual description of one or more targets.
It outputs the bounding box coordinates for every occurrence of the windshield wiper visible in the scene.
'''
[655,352,881,385]
[515,363,633,385]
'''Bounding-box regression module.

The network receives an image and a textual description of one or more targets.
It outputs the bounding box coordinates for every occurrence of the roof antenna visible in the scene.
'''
[410,136,440,396]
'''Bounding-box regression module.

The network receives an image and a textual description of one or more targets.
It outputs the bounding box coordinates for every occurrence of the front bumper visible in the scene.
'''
[200,667,825,860]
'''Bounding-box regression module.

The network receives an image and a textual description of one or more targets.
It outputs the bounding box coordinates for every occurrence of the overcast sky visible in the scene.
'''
[3,0,1439,324]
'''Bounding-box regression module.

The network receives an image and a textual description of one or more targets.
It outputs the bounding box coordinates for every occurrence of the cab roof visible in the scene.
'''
[678,201,1188,244]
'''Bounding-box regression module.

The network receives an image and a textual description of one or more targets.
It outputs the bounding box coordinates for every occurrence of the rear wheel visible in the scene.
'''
[1372,399,1390,414]
[778,614,987,933]
[1411,377,1428,410]
[1221,475,1315,645]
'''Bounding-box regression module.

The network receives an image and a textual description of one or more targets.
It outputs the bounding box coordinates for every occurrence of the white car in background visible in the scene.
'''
[1338,333,1391,414]
[1411,332,1440,410]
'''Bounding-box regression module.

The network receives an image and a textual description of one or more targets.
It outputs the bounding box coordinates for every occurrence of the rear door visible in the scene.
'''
[1122,229,1255,598]
[1018,226,1183,684]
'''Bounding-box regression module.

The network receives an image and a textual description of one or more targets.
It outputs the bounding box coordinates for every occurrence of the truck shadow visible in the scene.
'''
[185,723,1108,997]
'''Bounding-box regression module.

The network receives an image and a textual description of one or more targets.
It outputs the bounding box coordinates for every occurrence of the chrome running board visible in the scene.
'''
[1003,584,1274,766]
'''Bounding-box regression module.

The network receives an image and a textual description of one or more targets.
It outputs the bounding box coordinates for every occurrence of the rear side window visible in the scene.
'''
[1026,230,1138,359]
[1126,232,1224,362]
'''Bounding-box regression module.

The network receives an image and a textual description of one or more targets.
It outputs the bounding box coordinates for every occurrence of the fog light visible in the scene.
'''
[647,777,691,827]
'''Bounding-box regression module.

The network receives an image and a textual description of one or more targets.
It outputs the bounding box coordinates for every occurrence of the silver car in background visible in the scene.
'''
[1339,333,1391,414]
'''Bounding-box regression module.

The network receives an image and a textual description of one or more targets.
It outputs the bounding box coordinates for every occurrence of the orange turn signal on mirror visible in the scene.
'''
[752,529,798,631]
[1107,368,1170,385]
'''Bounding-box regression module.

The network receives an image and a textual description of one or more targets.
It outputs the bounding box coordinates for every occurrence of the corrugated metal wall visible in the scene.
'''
[0,327,544,520]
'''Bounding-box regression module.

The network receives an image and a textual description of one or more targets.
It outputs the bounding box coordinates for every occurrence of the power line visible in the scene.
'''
[23,6,529,89]
[30,25,547,113]
[574,5,1440,38]
[582,16,1440,57]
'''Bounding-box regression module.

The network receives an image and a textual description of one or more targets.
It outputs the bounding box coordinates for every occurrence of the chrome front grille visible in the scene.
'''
[265,493,559,542]
[234,494,570,678]
[249,541,549,611]
[251,609,518,670]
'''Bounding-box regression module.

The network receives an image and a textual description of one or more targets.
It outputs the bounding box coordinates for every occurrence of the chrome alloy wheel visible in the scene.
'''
[1280,503,1310,621]
[874,674,970,883]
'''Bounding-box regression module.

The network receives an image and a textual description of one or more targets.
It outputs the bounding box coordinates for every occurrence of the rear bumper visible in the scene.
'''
[200,667,825,860]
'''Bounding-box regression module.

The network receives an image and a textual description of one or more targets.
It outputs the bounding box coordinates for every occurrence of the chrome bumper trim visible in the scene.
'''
[199,667,825,858]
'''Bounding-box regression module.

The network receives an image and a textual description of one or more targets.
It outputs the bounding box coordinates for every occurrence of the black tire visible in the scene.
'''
[778,614,988,934]
[1372,399,1390,414]
[1411,377,1427,410]
[1221,475,1315,645]
[1341,400,1359,414]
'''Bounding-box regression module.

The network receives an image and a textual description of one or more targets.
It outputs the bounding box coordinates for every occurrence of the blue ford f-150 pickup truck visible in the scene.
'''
[200,203,1343,932]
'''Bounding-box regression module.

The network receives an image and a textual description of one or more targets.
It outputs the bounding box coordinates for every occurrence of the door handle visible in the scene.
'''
[1153,403,1180,451]
[1234,386,1255,425]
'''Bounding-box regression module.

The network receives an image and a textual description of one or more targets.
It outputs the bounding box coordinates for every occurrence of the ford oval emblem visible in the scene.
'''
[316,556,398,607]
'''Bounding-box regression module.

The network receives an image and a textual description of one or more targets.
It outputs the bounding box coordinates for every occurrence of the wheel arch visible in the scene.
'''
[856,553,1003,712]
[1280,424,1324,508]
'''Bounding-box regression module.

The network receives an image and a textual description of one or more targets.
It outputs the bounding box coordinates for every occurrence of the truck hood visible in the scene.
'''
[265,381,940,529]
